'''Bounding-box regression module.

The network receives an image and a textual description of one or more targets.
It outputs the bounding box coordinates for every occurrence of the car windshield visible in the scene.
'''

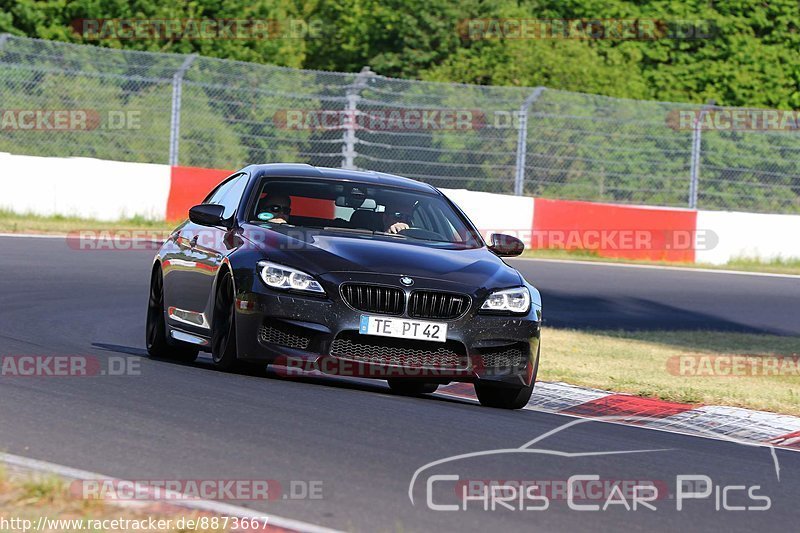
[248,177,483,248]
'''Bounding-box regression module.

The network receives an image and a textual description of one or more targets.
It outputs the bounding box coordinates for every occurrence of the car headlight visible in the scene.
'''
[258,261,324,294]
[480,286,531,314]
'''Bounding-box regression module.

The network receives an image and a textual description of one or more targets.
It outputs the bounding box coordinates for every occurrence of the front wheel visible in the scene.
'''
[146,267,198,363]
[211,270,240,371]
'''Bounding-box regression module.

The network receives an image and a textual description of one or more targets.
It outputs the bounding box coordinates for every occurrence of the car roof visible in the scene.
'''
[245,163,440,195]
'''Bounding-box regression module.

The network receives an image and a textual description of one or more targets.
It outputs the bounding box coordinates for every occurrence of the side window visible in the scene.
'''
[204,177,236,205]
[218,175,248,219]
[412,204,435,232]
[203,174,247,220]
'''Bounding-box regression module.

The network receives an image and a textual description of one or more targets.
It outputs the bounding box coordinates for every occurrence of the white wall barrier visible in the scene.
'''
[441,188,535,247]
[696,210,800,265]
[0,153,170,221]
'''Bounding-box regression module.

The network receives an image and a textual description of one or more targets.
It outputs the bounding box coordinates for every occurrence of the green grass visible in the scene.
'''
[0,209,175,234]
[19,475,65,503]
[0,470,229,532]
[542,329,800,415]
[725,256,800,275]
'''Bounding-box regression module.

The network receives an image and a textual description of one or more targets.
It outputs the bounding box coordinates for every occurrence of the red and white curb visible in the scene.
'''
[0,452,342,533]
[438,381,800,451]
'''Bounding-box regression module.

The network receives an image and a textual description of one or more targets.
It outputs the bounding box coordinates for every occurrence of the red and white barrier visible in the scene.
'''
[161,168,539,246]
[435,188,535,247]
[2,153,799,265]
[167,166,229,221]
[531,198,697,263]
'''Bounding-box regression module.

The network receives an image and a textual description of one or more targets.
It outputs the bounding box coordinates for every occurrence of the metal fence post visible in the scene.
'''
[514,87,545,196]
[0,34,10,51]
[688,100,714,209]
[168,54,198,167]
[342,66,374,170]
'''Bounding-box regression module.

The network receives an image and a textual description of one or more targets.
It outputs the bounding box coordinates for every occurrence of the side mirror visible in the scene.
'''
[189,204,226,227]
[488,233,525,257]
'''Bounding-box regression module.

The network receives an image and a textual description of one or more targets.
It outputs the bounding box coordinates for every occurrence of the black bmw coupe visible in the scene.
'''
[147,164,542,409]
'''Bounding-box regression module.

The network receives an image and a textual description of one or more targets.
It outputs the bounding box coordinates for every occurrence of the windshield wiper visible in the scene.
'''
[321,226,371,234]
[371,230,408,239]
[322,227,408,239]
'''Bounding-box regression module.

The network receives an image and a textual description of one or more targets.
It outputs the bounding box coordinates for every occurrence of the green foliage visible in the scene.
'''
[0,0,798,211]
[0,0,797,107]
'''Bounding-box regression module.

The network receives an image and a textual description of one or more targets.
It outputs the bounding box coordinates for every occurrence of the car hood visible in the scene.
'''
[241,224,522,289]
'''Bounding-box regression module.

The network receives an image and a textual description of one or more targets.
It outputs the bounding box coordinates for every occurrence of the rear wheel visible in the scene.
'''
[475,346,539,409]
[211,270,240,371]
[146,267,198,363]
[387,379,439,395]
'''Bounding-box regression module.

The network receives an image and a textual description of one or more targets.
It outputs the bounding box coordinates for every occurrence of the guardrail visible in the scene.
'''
[1,34,798,213]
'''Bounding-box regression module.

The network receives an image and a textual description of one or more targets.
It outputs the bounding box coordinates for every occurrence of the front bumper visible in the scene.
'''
[234,271,541,387]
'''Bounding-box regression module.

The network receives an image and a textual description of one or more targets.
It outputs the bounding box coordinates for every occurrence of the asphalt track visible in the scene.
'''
[1,235,799,532]
[517,258,800,335]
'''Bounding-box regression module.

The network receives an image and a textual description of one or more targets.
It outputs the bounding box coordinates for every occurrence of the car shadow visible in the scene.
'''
[542,292,794,335]
[91,341,477,406]
[92,342,149,357]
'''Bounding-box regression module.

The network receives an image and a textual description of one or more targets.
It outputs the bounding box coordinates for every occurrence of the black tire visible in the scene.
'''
[387,379,439,395]
[211,270,240,371]
[146,266,199,363]
[474,346,539,409]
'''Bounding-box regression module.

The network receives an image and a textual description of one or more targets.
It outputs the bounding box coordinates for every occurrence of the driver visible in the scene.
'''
[382,196,417,234]
[258,193,291,224]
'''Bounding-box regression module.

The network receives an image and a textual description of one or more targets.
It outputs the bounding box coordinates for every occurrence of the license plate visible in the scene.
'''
[359,315,447,343]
